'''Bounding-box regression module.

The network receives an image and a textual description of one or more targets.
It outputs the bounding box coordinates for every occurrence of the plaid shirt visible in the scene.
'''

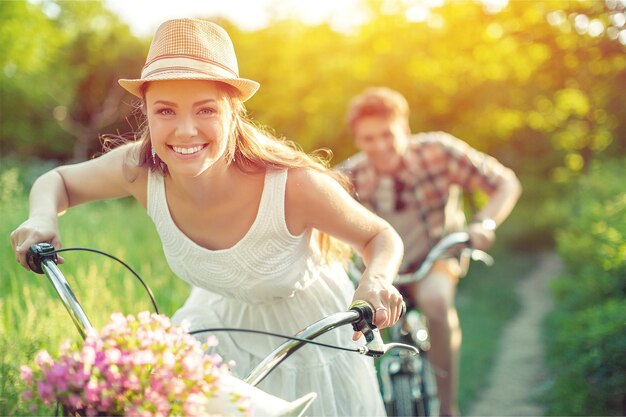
[338,131,508,273]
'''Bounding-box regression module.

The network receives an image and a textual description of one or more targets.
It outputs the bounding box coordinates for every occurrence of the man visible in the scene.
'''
[338,87,521,416]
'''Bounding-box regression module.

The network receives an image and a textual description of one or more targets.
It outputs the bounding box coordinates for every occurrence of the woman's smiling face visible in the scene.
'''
[145,79,233,177]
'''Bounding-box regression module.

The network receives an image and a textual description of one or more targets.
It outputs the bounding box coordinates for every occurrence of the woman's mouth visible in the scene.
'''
[170,144,207,155]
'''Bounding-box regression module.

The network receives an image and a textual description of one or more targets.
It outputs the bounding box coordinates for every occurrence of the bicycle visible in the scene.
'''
[349,231,493,416]
[25,242,416,415]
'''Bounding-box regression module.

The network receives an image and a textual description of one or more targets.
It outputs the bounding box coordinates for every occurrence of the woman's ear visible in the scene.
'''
[139,84,149,115]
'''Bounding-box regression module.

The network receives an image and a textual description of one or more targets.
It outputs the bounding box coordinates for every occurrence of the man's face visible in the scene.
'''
[353,115,409,175]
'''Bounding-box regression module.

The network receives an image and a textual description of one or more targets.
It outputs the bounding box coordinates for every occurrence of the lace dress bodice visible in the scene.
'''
[148,169,320,304]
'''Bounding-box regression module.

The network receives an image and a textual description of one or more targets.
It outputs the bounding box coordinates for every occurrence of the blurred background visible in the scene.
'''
[1,0,625,416]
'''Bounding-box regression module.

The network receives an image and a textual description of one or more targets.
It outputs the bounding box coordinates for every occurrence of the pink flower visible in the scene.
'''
[165,378,185,396]
[36,380,54,402]
[133,349,156,366]
[67,367,89,389]
[122,373,141,391]
[67,393,83,409]
[20,388,33,402]
[82,345,97,365]
[109,312,128,327]
[105,347,122,364]
[19,365,33,382]
[84,380,101,403]
[47,363,69,390]
[21,312,251,416]
[35,350,53,368]
[161,350,176,368]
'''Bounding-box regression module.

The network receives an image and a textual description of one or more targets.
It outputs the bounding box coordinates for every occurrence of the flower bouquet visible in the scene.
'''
[20,312,316,417]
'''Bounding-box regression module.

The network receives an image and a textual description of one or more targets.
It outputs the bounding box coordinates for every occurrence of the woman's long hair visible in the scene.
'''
[126,82,352,264]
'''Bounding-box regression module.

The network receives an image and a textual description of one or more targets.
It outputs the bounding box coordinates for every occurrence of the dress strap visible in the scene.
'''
[146,170,165,221]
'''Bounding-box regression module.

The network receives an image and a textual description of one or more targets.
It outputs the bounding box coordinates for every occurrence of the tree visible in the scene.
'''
[1,0,146,161]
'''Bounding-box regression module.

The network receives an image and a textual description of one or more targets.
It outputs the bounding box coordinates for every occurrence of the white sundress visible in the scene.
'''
[147,169,387,417]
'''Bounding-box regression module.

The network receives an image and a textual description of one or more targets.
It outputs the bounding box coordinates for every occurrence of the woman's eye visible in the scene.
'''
[198,107,216,115]
[156,108,174,116]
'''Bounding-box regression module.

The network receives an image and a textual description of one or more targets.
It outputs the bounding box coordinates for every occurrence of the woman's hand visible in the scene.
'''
[10,216,64,270]
[351,276,403,340]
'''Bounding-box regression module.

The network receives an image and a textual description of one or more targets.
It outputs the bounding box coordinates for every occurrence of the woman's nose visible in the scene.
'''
[176,114,198,138]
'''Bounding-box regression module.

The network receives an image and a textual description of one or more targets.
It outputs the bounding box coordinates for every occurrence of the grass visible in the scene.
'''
[0,165,538,415]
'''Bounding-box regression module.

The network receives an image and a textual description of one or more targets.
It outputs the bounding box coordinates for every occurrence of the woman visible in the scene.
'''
[10,18,403,416]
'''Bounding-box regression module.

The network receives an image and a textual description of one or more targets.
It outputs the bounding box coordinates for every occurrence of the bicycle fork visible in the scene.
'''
[378,310,438,416]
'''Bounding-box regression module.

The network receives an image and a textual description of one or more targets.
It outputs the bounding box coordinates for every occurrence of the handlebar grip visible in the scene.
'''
[349,299,373,325]
[349,300,407,334]
[26,243,58,274]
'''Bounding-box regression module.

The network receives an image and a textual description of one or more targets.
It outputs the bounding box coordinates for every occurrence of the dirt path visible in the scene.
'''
[466,252,563,417]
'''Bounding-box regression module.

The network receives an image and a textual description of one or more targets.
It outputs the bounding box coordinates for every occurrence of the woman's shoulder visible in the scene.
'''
[101,143,146,184]
[286,167,326,186]
[285,167,345,204]
[283,167,339,235]
[106,142,149,201]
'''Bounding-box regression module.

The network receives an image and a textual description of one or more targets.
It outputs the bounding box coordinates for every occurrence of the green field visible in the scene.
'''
[0,166,533,415]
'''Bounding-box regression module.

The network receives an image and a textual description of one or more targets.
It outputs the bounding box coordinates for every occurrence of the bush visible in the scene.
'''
[545,158,626,416]
[544,300,626,416]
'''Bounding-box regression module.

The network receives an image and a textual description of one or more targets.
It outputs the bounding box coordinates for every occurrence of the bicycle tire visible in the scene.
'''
[390,374,416,416]
[420,357,439,416]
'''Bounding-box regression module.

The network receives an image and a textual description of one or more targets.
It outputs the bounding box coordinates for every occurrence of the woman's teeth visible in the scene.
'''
[172,145,204,155]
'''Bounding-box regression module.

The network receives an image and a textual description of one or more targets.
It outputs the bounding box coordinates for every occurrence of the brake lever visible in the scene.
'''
[470,249,494,266]
[379,342,419,355]
[358,335,419,357]
[349,301,417,357]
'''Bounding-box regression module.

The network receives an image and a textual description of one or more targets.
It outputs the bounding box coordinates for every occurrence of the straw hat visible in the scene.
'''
[118,18,260,101]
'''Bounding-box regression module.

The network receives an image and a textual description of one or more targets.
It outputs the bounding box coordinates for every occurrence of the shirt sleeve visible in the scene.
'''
[434,132,506,196]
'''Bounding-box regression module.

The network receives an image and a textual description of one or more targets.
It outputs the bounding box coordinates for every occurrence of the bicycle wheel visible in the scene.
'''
[387,364,438,417]
[420,357,439,416]
[390,374,416,416]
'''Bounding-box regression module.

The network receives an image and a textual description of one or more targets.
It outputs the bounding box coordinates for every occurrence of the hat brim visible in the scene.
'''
[118,73,260,102]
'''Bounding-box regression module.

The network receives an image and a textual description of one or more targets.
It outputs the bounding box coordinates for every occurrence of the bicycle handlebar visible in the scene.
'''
[394,231,493,285]
[26,243,95,338]
[244,301,413,387]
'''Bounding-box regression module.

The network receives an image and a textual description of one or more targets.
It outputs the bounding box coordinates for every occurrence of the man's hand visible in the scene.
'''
[467,219,496,252]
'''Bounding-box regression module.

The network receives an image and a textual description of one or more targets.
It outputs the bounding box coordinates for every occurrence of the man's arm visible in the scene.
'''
[468,167,522,250]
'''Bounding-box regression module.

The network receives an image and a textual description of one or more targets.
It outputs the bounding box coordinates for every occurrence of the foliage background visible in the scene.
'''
[1,0,625,415]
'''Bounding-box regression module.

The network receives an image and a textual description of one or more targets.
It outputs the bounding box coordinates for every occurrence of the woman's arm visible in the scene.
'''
[285,168,404,330]
[10,143,144,269]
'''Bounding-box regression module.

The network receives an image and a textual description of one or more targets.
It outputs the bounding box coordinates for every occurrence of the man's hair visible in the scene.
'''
[346,87,410,132]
